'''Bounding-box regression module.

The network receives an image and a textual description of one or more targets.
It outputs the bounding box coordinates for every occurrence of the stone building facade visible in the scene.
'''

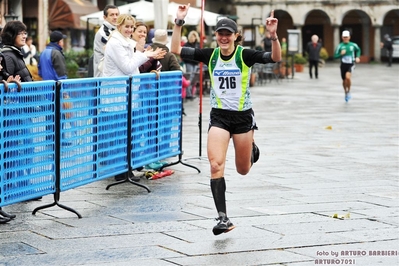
[234,0,399,61]
[1,0,398,61]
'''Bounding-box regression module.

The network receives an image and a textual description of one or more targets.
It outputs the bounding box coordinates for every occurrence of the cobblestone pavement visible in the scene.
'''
[0,62,398,266]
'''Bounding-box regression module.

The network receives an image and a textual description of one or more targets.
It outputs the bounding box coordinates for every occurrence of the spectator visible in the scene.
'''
[39,31,67,81]
[131,21,163,73]
[0,21,40,209]
[92,4,119,77]
[22,36,41,81]
[183,30,200,99]
[21,36,38,66]
[380,34,393,67]
[262,31,272,52]
[181,36,188,46]
[0,51,21,224]
[306,34,322,79]
[151,29,185,114]
[0,21,32,82]
[280,37,287,52]
[101,14,165,181]
[150,29,181,72]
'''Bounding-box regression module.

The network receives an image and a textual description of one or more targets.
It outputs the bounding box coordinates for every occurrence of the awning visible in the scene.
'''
[49,0,99,30]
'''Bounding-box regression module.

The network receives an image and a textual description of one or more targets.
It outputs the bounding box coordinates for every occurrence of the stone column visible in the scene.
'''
[38,0,49,52]
[333,24,340,54]
[374,25,381,62]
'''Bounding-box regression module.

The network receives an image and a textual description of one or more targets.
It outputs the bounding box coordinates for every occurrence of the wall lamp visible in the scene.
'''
[4,8,18,23]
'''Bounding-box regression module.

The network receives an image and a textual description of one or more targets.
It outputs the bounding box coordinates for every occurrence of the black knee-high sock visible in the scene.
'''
[210,177,226,217]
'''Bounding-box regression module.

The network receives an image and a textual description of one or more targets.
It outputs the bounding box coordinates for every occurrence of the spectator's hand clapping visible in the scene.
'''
[136,38,146,52]
[145,47,166,60]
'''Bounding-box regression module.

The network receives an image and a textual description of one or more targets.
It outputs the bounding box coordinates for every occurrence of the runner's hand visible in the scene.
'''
[176,3,190,20]
[266,10,278,35]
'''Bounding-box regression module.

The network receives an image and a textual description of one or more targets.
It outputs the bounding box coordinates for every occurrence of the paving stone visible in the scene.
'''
[0,63,398,265]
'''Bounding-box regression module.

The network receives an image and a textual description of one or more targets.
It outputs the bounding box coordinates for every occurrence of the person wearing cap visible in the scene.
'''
[334,30,361,102]
[380,34,393,67]
[171,4,281,236]
[38,31,67,81]
[150,29,181,72]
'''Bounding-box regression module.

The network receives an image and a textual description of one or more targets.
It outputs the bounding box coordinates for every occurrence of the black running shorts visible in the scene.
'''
[209,108,258,135]
[340,63,355,80]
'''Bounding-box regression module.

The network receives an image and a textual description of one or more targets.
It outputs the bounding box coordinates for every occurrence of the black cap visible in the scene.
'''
[215,18,238,33]
[50,31,67,42]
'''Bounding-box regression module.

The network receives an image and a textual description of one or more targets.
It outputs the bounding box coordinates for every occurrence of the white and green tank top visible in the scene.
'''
[208,46,252,111]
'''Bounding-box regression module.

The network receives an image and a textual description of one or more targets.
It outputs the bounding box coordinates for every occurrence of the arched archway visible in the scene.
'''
[274,10,293,41]
[341,10,372,60]
[303,10,332,57]
[382,9,399,37]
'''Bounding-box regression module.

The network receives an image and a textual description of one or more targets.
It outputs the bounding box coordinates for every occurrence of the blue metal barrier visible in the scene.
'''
[0,81,56,206]
[1,71,197,217]
[59,76,130,191]
[130,71,182,168]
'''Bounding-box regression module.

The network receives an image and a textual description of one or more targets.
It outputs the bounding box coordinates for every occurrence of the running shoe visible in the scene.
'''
[251,142,260,165]
[212,216,235,235]
[345,92,352,102]
[347,93,352,101]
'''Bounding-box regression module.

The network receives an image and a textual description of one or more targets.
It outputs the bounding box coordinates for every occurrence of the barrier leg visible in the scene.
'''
[160,154,201,173]
[32,191,82,218]
[0,207,16,219]
[106,171,151,192]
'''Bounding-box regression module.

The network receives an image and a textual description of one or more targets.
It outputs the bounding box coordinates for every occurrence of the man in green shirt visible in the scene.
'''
[334,30,361,102]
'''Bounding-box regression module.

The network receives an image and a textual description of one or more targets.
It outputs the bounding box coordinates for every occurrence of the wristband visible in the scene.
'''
[270,36,278,41]
[174,19,185,26]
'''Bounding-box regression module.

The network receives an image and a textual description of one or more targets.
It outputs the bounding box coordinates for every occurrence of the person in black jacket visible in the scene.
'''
[306,34,322,79]
[0,21,39,210]
[380,34,393,67]
[0,53,21,224]
[0,21,32,82]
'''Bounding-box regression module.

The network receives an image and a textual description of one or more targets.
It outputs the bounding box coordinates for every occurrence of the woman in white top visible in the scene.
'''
[22,36,37,66]
[102,14,165,77]
[99,14,166,181]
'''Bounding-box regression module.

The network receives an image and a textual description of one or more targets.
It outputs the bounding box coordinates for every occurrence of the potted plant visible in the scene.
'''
[294,53,307,72]
[319,47,329,67]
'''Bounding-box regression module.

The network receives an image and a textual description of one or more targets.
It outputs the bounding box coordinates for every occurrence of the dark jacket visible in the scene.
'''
[139,57,159,73]
[39,42,67,81]
[306,41,322,61]
[182,41,200,65]
[383,37,393,51]
[0,45,32,82]
[151,43,181,72]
